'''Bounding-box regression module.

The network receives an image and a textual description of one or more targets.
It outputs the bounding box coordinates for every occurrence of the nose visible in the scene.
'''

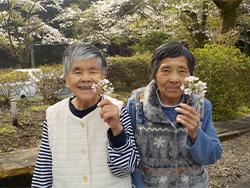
[169,72,180,83]
[80,72,91,82]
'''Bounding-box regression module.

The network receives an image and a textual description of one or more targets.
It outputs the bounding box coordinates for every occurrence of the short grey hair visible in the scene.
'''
[62,43,107,77]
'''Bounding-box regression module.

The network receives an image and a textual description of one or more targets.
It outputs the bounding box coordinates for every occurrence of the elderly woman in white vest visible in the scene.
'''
[31,44,140,188]
[127,42,223,188]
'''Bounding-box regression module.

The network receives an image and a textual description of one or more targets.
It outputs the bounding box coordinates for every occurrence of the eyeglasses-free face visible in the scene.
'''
[65,58,106,110]
[155,56,191,106]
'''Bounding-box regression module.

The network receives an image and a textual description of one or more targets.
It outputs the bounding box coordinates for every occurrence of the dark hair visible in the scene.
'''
[151,42,195,79]
[62,43,107,77]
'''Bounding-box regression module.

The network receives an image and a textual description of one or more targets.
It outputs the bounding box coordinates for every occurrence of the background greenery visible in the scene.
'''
[0,0,250,122]
[108,44,250,121]
[1,44,250,121]
[4,44,249,121]
[107,54,152,89]
[193,44,250,121]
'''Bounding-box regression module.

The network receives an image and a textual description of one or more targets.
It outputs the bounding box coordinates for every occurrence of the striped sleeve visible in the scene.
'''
[31,120,53,188]
[107,107,140,177]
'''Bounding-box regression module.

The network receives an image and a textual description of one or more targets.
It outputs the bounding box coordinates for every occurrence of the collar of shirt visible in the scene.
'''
[69,95,102,118]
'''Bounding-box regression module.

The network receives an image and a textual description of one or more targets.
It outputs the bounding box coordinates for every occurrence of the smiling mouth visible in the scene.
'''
[79,86,92,90]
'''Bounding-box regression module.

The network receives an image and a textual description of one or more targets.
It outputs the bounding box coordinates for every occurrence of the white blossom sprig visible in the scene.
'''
[91,79,114,99]
[180,76,207,104]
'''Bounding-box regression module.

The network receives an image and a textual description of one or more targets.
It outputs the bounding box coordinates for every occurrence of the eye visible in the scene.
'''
[163,69,170,72]
[180,69,188,73]
[89,66,100,73]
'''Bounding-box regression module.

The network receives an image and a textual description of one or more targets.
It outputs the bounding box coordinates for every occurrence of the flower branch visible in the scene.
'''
[91,79,114,99]
[180,76,207,105]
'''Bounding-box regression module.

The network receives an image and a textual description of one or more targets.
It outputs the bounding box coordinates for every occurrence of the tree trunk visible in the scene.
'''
[213,0,243,34]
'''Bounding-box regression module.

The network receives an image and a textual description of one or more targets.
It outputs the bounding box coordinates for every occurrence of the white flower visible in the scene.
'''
[180,83,185,91]
[195,80,207,91]
[182,76,207,104]
[193,80,207,97]
[91,83,97,92]
[91,79,114,98]
[184,88,192,95]
[184,76,199,82]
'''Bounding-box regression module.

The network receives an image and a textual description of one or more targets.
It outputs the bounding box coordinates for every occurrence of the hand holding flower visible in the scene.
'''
[97,99,123,136]
[176,76,207,143]
[175,103,201,143]
[93,79,123,136]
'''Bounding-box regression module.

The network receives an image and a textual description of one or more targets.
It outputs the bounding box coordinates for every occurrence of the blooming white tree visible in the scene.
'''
[56,0,249,51]
[82,0,175,46]
[54,0,175,51]
[51,3,85,39]
[0,0,78,68]
[56,0,221,49]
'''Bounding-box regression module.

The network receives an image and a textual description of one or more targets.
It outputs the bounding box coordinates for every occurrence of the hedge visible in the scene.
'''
[106,54,152,89]
[192,44,250,121]
[107,44,250,121]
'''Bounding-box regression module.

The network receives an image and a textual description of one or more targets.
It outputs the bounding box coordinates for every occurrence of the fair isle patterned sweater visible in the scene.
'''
[133,80,208,188]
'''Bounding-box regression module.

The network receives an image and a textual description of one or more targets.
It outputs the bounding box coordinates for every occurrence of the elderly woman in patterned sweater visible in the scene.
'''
[31,43,140,188]
[126,42,223,188]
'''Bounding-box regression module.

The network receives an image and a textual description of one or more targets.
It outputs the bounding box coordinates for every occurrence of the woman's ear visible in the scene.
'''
[64,75,70,88]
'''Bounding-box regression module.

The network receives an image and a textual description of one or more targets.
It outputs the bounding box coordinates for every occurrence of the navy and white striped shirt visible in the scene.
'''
[31,97,139,188]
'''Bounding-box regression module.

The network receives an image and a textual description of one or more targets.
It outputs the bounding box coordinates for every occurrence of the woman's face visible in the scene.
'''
[65,57,106,110]
[155,56,190,106]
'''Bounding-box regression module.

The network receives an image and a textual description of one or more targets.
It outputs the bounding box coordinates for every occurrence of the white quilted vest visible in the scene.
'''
[46,97,131,188]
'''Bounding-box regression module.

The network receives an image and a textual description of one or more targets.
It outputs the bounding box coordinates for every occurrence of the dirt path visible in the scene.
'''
[208,131,250,188]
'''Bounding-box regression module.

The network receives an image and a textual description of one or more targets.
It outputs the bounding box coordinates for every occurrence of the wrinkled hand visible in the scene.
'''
[97,99,123,136]
[175,103,201,143]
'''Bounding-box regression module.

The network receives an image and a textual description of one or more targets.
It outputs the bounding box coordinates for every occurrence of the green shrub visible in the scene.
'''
[132,30,171,54]
[107,54,152,89]
[192,44,250,121]
[31,64,64,104]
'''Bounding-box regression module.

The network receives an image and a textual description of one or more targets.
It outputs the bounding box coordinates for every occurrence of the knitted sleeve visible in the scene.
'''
[31,120,52,188]
[107,107,140,177]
